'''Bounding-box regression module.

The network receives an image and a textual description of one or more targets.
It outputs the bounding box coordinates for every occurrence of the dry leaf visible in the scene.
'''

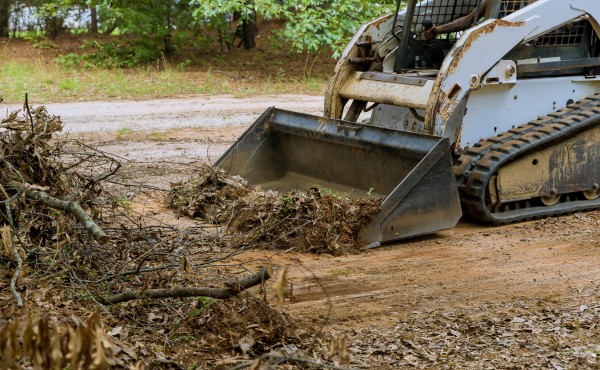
[108,326,123,337]
[180,256,192,272]
[1,225,12,259]
[272,268,289,302]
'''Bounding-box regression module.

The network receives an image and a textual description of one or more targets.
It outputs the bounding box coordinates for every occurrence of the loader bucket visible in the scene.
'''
[215,108,462,244]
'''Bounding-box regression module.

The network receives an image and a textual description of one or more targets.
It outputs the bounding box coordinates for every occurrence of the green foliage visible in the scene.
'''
[22,34,56,49]
[274,0,395,57]
[53,40,160,68]
[99,0,196,54]
[53,53,83,68]
[191,0,395,57]
[37,0,80,18]
[187,297,217,317]
[192,0,267,21]
[315,185,350,199]
[12,0,395,64]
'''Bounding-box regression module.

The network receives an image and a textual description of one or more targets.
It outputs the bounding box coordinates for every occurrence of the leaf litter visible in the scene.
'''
[340,296,600,369]
[0,106,311,369]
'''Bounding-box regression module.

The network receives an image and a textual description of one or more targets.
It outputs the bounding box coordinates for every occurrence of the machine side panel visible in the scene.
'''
[461,77,600,148]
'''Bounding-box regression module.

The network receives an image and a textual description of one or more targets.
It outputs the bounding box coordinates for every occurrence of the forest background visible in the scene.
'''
[0,0,395,103]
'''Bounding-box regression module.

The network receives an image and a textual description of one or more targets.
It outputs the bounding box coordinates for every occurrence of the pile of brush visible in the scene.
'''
[169,166,382,254]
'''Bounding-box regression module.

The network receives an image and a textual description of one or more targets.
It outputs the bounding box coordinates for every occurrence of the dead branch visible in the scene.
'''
[6,181,109,244]
[9,236,23,307]
[24,93,34,132]
[100,266,271,304]
[2,225,23,307]
[61,140,122,184]
[1,186,23,307]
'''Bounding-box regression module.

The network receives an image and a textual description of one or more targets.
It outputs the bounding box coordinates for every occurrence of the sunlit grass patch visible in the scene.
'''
[0,54,328,103]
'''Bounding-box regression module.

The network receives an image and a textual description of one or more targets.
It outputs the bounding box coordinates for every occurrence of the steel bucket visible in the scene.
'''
[215,108,462,244]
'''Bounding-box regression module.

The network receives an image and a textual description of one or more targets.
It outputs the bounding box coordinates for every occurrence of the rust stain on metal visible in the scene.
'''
[316,116,330,132]
[372,14,393,30]
[431,19,527,125]
[425,87,447,135]
[447,20,526,75]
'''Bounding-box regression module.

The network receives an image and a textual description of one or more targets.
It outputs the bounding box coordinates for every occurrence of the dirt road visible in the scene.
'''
[52,95,600,368]
[48,95,324,183]
[46,94,324,133]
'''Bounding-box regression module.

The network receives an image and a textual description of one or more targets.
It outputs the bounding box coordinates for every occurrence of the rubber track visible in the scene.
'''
[455,93,600,225]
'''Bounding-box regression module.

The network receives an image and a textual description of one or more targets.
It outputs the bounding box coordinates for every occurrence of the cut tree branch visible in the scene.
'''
[99,266,271,305]
[6,181,109,244]
[1,188,23,307]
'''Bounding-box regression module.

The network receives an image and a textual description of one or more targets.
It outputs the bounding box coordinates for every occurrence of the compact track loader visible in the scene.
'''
[217,0,600,245]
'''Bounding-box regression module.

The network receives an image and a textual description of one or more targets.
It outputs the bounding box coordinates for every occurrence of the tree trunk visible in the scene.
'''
[0,0,10,38]
[163,35,174,55]
[90,5,98,34]
[45,16,63,39]
[163,0,174,55]
[241,16,257,50]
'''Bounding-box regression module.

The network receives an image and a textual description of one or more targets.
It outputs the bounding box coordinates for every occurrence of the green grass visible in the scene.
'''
[116,198,132,208]
[0,58,327,103]
[149,131,167,140]
[115,127,134,140]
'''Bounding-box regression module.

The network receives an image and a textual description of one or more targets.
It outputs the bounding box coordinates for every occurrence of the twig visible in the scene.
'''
[93,246,251,284]
[26,268,71,284]
[99,265,271,304]
[93,263,180,284]
[60,141,123,184]
[105,179,169,191]
[2,187,23,307]
[69,269,110,314]
[6,181,109,244]
[9,241,23,307]
[24,93,34,132]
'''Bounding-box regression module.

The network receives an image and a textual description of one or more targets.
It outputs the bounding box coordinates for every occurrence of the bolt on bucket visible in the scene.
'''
[215,108,462,245]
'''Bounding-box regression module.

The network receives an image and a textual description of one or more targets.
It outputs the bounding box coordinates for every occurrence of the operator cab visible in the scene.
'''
[337,0,599,125]
[382,0,594,76]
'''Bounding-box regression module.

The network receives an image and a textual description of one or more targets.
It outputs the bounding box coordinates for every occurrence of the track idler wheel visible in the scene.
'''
[583,184,600,200]
[540,193,561,206]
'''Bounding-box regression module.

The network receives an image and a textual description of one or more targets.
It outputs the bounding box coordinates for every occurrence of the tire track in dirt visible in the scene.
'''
[239,214,600,331]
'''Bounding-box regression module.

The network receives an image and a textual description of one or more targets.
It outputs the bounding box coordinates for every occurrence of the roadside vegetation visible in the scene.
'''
[0,33,335,103]
[0,0,397,103]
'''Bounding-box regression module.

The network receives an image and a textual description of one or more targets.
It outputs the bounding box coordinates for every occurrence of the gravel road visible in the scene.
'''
[44,94,324,133]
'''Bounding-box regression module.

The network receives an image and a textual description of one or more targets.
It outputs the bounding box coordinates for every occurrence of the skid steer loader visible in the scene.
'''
[216,0,600,245]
